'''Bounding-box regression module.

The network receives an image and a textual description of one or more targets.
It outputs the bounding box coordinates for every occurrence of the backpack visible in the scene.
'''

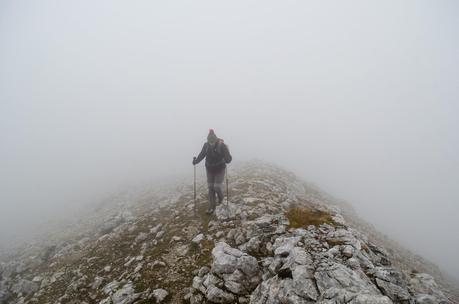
[206,140,226,166]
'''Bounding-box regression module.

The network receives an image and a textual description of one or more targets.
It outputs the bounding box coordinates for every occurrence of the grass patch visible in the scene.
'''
[326,239,346,247]
[135,281,149,293]
[285,207,335,228]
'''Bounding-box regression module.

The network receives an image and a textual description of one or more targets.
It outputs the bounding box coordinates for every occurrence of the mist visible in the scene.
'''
[1,0,458,280]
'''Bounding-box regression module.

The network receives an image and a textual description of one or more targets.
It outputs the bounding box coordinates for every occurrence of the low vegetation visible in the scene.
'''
[285,207,335,228]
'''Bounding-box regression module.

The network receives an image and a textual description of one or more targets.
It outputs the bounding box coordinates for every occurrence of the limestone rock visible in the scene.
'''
[111,282,140,304]
[192,233,205,244]
[205,285,235,303]
[152,288,168,303]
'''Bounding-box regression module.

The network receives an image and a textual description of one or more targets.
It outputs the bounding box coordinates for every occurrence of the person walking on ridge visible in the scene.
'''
[193,129,232,214]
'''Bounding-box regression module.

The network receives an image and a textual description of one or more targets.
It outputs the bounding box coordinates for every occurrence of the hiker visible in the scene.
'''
[193,129,232,214]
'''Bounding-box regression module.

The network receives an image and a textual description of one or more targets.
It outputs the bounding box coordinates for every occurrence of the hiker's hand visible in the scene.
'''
[192,157,196,165]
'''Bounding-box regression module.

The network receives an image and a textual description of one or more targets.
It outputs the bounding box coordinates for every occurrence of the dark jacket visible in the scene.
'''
[194,140,232,172]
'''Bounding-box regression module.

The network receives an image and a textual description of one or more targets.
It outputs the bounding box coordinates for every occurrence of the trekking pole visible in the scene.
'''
[225,166,229,206]
[193,157,197,210]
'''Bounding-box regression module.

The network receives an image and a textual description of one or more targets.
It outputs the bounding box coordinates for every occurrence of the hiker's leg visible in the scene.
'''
[214,168,225,205]
[206,169,216,211]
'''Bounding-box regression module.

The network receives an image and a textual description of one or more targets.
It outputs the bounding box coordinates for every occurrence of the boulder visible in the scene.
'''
[250,276,311,304]
[192,234,205,244]
[192,242,261,301]
[92,276,104,289]
[342,245,355,258]
[314,261,379,295]
[103,280,120,295]
[205,285,235,303]
[371,267,411,302]
[409,273,448,302]
[415,294,438,304]
[152,288,168,303]
[292,265,319,300]
[150,224,162,235]
[135,232,148,243]
[320,287,393,304]
[111,282,140,304]
[351,294,393,304]
[215,203,242,221]
[212,242,242,275]
[375,278,411,302]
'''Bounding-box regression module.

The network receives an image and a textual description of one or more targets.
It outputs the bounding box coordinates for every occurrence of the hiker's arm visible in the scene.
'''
[223,144,232,164]
[193,144,207,164]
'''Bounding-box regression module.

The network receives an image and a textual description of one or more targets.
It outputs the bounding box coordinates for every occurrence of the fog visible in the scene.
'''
[1,0,458,279]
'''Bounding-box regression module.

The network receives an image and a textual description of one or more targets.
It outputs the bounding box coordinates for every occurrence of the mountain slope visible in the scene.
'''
[0,161,457,304]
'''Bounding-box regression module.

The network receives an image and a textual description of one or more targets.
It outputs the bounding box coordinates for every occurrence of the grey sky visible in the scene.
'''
[1,0,458,279]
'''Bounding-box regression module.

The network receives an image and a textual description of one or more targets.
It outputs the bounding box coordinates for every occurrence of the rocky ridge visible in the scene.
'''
[0,161,457,303]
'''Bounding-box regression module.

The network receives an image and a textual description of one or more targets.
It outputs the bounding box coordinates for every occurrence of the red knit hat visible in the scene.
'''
[207,129,218,143]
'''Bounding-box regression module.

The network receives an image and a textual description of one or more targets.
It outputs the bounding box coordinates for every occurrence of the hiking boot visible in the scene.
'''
[206,208,215,214]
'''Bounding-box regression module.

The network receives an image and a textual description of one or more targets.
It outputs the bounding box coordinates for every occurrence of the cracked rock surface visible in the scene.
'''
[0,161,457,304]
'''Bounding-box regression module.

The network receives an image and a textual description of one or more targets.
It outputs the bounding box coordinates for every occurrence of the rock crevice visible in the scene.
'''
[1,161,456,304]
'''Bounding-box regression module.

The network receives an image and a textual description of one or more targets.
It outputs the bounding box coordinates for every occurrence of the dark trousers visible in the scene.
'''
[206,167,225,210]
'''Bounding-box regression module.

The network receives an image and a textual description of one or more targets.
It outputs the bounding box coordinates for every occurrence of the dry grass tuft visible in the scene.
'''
[285,207,335,228]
